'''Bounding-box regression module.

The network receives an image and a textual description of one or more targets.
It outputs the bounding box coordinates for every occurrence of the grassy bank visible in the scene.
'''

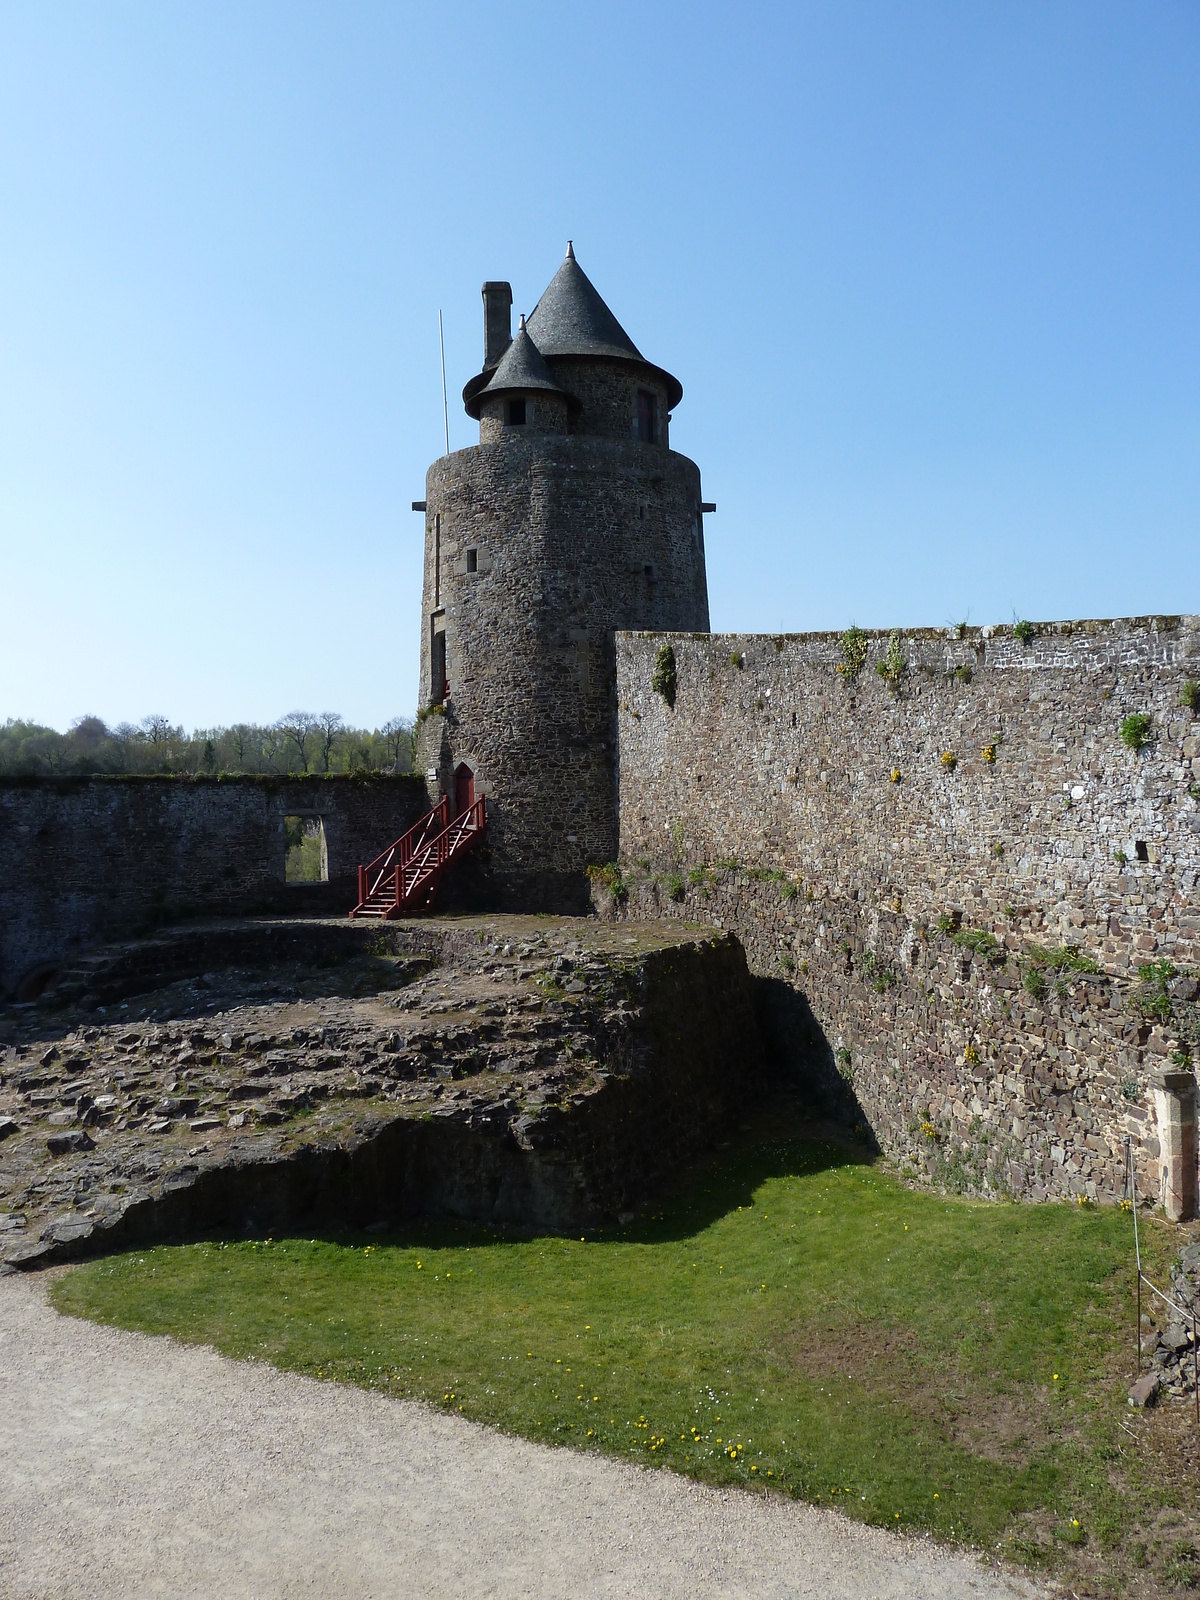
[53,1128,1197,1593]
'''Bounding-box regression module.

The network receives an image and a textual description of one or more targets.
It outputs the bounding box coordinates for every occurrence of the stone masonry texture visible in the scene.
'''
[416,433,709,910]
[0,775,427,998]
[0,916,762,1264]
[610,618,1200,1206]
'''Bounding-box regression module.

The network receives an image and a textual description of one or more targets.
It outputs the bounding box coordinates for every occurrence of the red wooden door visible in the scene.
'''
[453,763,474,819]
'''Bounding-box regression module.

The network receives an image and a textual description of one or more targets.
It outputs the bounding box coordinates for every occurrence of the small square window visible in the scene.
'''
[466,548,478,573]
[1135,840,1149,862]
[507,398,526,426]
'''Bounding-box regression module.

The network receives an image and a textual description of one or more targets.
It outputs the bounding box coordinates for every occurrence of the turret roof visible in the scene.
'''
[480,318,565,397]
[525,242,644,363]
[465,317,578,419]
[462,244,683,415]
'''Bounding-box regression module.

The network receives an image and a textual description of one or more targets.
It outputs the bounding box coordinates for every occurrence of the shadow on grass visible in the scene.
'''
[10,941,883,1270]
[236,1116,877,1257]
[755,974,877,1137]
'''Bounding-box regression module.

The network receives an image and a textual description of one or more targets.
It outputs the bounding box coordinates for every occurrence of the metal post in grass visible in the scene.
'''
[1127,1136,1141,1375]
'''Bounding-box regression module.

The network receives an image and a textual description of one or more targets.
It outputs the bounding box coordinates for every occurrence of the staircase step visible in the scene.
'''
[351,799,486,921]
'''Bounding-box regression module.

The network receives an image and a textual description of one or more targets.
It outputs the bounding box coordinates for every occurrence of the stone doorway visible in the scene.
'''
[453,763,475,819]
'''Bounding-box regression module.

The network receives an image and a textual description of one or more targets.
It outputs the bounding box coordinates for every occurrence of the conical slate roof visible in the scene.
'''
[462,244,683,415]
[465,316,577,419]
[481,318,564,397]
[525,242,643,362]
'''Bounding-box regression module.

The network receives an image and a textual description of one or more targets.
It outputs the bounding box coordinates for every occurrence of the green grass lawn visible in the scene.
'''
[52,1126,1191,1591]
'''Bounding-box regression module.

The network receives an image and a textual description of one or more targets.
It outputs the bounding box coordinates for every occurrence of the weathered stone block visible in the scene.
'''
[1128,1373,1161,1407]
[1153,1068,1198,1222]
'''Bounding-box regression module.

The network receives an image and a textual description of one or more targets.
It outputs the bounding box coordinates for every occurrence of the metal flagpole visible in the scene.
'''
[439,310,450,458]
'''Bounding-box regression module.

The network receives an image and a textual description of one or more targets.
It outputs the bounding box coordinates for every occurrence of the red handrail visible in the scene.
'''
[396,797,484,886]
[350,795,486,919]
[355,798,448,903]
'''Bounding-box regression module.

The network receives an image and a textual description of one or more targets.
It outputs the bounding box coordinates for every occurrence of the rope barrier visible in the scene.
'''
[1125,1134,1199,1423]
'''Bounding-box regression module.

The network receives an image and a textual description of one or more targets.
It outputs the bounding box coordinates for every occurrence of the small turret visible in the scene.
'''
[467,315,578,441]
[464,244,680,445]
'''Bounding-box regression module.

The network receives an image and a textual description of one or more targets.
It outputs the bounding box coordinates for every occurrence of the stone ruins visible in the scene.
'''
[2,245,1198,1264]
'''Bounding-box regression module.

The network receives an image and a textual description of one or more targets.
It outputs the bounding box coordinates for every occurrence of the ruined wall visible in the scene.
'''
[0,775,427,996]
[612,618,1200,1204]
[1,924,764,1265]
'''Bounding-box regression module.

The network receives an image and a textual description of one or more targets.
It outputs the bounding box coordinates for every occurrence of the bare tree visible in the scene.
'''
[381,716,412,773]
[141,714,172,744]
[276,711,317,772]
[229,724,251,768]
[316,711,344,773]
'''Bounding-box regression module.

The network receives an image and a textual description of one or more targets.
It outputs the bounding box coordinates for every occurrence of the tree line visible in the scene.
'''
[0,711,414,778]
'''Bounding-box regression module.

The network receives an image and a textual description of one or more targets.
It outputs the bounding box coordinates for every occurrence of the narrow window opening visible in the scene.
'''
[643,563,656,583]
[284,815,328,884]
[430,622,447,706]
[507,398,526,426]
[466,548,478,573]
[1135,840,1149,862]
[635,389,657,444]
[434,513,441,608]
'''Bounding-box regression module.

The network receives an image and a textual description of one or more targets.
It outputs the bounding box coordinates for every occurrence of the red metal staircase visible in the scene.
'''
[349,796,487,919]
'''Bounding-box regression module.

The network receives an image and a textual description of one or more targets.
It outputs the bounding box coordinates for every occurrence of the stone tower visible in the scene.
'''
[415,243,711,908]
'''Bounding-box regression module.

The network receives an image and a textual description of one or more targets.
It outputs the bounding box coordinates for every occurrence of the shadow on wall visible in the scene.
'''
[754,976,878,1147]
[12,962,61,1004]
[255,1129,871,1251]
[5,920,432,1031]
[22,1104,878,1273]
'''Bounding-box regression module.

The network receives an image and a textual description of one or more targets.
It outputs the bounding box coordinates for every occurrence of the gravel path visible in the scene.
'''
[0,1274,1044,1599]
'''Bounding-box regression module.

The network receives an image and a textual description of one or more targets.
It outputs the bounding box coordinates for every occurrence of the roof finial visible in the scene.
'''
[565,239,575,260]
[519,313,527,330]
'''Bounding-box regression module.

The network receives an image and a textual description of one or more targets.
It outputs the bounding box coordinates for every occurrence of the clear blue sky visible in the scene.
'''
[2,2,1197,731]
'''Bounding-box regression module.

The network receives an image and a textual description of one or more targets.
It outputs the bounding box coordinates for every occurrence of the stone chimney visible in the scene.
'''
[481,281,513,370]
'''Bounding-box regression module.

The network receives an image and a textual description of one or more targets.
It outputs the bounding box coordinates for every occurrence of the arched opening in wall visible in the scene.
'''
[453,762,475,819]
[431,616,447,705]
[284,815,328,883]
[14,960,61,1002]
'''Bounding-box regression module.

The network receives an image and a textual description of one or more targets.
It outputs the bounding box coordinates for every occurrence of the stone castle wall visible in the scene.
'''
[0,774,427,997]
[417,433,709,908]
[610,618,1200,1205]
